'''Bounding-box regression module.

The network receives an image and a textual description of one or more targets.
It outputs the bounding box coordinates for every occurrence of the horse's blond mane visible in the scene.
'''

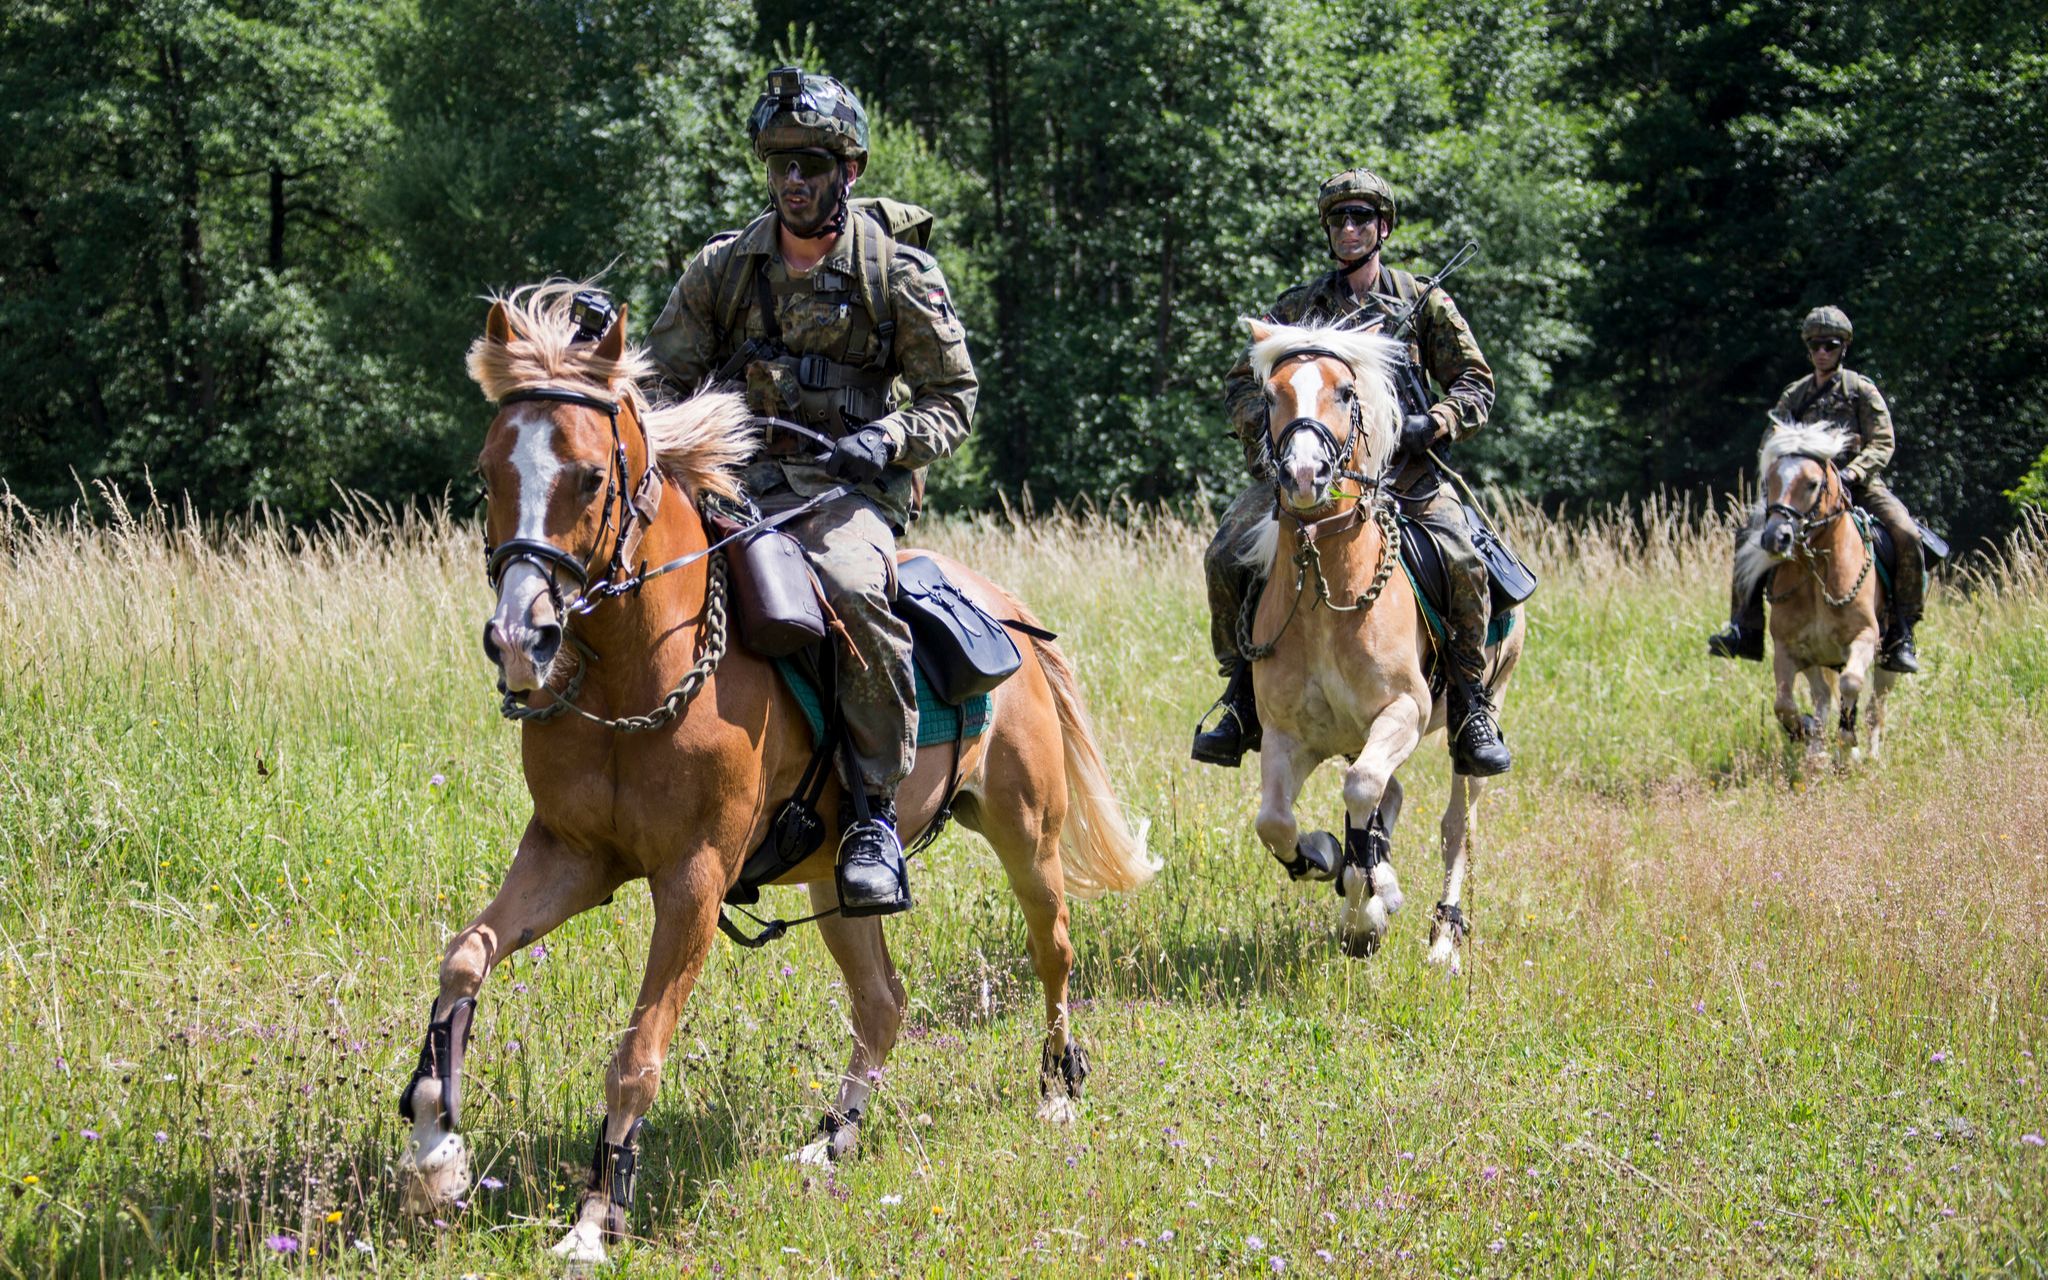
[466,280,751,502]
[1758,419,1854,477]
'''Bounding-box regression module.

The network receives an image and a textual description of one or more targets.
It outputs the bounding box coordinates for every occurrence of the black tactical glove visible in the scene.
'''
[825,427,896,483]
[1398,413,1439,459]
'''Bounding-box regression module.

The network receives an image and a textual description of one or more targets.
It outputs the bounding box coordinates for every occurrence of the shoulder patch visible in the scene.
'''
[893,244,938,272]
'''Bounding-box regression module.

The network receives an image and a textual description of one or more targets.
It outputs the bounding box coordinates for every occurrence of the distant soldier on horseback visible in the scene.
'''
[648,67,978,917]
[1194,167,1512,778]
[1708,306,1924,673]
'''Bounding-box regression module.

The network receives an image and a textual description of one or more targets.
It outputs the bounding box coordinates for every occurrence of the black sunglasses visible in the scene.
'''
[1323,206,1381,231]
[765,150,837,179]
[1806,337,1844,352]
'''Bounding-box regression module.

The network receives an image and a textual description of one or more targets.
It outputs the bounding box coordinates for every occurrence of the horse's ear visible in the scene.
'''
[595,301,628,364]
[1766,408,1792,432]
[486,301,516,346]
[1243,317,1274,345]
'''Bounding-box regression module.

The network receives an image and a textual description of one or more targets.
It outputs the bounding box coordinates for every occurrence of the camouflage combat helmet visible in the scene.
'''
[748,67,869,163]
[1317,168,1398,232]
[1800,305,1854,342]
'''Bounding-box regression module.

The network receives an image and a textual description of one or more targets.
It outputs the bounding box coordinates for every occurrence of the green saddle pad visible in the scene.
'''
[1396,557,1519,651]
[773,658,993,748]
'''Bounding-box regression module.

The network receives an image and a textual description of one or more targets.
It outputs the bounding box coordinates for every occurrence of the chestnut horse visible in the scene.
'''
[1235,319,1523,967]
[1736,418,1898,766]
[396,283,1156,1265]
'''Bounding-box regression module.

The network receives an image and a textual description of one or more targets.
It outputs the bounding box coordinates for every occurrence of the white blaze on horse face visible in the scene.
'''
[1277,361,1339,508]
[488,405,568,690]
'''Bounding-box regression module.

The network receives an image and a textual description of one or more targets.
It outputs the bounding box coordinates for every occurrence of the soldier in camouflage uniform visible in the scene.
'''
[1192,168,1511,777]
[1708,306,1923,672]
[648,68,977,916]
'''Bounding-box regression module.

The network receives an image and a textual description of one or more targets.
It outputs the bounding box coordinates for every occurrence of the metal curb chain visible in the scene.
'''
[499,553,730,732]
[1240,497,1401,663]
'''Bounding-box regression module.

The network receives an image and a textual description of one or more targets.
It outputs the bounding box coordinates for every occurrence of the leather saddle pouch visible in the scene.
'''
[1462,502,1538,611]
[892,554,1022,704]
[707,509,828,659]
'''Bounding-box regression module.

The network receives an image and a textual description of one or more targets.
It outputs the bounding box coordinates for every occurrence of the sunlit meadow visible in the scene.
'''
[2,490,2045,1277]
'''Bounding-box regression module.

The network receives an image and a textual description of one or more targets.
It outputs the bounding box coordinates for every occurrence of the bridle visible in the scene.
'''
[1238,348,1403,661]
[482,386,657,618]
[1762,453,1874,608]
[1260,348,1388,507]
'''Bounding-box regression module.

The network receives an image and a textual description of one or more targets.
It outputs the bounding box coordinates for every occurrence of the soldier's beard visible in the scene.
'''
[780,177,850,241]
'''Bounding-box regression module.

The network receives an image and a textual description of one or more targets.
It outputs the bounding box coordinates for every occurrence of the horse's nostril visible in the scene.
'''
[531,623,562,668]
[482,622,504,667]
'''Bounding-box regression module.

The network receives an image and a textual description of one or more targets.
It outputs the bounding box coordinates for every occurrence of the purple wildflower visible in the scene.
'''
[2021,1133,2045,1147]
[429,773,447,789]
[1159,1229,1175,1243]
[512,983,528,995]
[154,1131,168,1144]
[1692,999,1706,1015]
[1481,1164,1501,1180]
[479,1176,505,1192]
[80,1129,99,1141]
[1315,1249,1334,1262]
[1270,1258,1287,1273]
[780,964,795,977]
[1397,1151,1415,1162]
[1489,1238,1506,1254]
[1930,1050,1948,1064]
[263,1234,299,1254]
[529,943,548,962]
[1246,1235,1265,1250]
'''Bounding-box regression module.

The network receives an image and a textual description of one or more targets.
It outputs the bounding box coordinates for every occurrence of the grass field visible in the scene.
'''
[3,491,2046,1277]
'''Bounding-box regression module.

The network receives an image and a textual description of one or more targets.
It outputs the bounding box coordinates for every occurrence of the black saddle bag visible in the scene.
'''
[892,555,1022,704]
[1463,501,1538,611]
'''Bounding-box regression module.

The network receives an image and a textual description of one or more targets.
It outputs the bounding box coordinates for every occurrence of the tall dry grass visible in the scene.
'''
[2,489,2045,1277]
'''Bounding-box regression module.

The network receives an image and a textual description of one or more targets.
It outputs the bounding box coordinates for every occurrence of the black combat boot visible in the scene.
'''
[1191,661,1262,767]
[1448,680,1512,777]
[1880,620,1920,674]
[835,796,909,918]
[1706,622,1765,661]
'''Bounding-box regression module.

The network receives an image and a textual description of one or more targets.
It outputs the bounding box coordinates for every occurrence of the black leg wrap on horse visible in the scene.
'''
[398,996,475,1129]
[586,1115,645,1242]
[1433,901,1469,943]
[1341,811,1391,897]
[1040,1039,1090,1098]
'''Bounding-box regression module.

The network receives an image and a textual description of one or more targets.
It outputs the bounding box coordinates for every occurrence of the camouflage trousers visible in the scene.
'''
[753,474,917,796]
[1727,476,1924,631]
[1203,479,1493,684]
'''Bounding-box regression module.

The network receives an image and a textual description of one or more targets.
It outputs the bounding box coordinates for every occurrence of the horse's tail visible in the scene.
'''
[993,591,1158,898]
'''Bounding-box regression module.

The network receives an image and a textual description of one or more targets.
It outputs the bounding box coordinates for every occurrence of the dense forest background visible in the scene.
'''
[4,0,2045,546]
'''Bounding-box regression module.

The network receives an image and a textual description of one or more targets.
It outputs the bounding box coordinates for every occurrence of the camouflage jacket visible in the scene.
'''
[647,208,978,524]
[1772,368,1895,486]
[1223,263,1495,484]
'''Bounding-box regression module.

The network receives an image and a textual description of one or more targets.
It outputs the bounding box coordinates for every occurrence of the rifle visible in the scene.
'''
[1334,240,1481,420]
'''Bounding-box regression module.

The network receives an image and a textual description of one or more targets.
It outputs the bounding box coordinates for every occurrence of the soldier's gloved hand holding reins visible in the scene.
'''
[826,426,897,483]
[1399,413,1438,459]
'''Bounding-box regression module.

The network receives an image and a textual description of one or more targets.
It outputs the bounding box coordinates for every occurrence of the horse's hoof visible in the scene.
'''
[396,1129,470,1216]
[1341,929,1381,960]
[551,1220,608,1266]
[1036,1095,1081,1124]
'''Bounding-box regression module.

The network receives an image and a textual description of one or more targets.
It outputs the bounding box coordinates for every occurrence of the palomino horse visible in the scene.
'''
[396,283,1155,1265]
[1235,319,1523,966]
[1736,418,1898,765]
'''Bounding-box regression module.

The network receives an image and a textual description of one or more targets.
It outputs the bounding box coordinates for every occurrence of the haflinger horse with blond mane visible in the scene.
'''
[396,283,1155,1265]
[1236,318,1523,965]
[1737,416,1900,765]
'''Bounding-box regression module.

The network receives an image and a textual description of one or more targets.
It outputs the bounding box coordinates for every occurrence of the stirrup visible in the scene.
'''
[835,806,910,918]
